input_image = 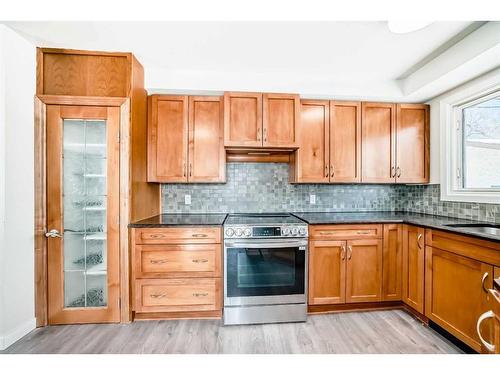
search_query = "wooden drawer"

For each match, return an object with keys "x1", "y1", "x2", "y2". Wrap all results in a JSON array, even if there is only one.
[
  {"x1": 135, "y1": 278, "x2": 221, "y2": 313},
  {"x1": 310, "y1": 224, "x2": 383, "y2": 240},
  {"x1": 135, "y1": 227, "x2": 221, "y2": 244},
  {"x1": 135, "y1": 244, "x2": 221, "y2": 278}
]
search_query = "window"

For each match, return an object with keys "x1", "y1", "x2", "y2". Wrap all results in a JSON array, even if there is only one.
[
  {"x1": 458, "y1": 92, "x2": 500, "y2": 190},
  {"x1": 440, "y1": 71, "x2": 500, "y2": 205}
]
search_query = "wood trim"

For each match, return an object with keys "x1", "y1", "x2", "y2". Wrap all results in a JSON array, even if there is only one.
[
  {"x1": 308, "y1": 301, "x2": 402, "y2": 314},
  {"x1": 133, "y1": 310, "x2": 222, "y2": 320},
  {"x1": 226, "y1": 153, "x2": 290, "y2": 163},
  {"x1": 382, "y1": 224, "x2": 403, "y2": 301},
  {"x1": 34, "y1": 96, "x2": 47, "y2": 327},
  {"x1": 38, "y1": 47, "x2": 132, "y2": 58},
  {"x1": 402, "y1": 303, "x2": 429, "y2": 324},
  {"x1": 37, "y1": 95, "x2": 127, "y2": 107}
]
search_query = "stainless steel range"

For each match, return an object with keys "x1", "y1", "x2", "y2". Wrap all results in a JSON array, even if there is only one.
[{"x1": 223, "y1": 213, "x2": 308, "y2": 325}]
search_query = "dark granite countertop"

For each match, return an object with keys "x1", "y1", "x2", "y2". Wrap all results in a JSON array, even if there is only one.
[
  {"x1": 292, "y1": 211, "x2": 500, "y2": 243},
  {"x1": 129, "y1": 213, "x2": 227, "y2": 228}
]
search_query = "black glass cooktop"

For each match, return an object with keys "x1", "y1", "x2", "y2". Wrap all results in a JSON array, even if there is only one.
[{"x1": 224, "y1": 213, "x2": 306, "y2": 226}]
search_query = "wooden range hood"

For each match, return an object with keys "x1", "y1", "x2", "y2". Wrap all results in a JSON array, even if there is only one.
[{"x1": 225, "y1": 147, "x2": 296, "y2": 163}]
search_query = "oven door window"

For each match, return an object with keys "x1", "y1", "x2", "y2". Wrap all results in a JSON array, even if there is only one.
[{"x1": 226, "y1": 246, "x2": 305, "y2": 297}]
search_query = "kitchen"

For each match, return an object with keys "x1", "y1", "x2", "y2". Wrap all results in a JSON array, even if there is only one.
[{"x1": 1, "y1": 4, "x2": 500, "y2": 372}]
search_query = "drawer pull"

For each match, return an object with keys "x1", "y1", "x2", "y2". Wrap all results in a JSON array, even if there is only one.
[
  {"x1": 318, "y1": 231, "x2": 334, "y2": 235},
  {"x1": 145, "y1": 234, "x2": 165, "y2": 239},
  {"x1": 192, "y1": 259, "x2": 209, "y2": 263},
  {"x1": 150, "y1": 293, "x2": 167, "y2": 299},
  {"x1": 356, "y1": 231, "x2": 371, "y2": 235},
  {"x1": 150, "y1": 259, "x2": 169, "y2": 264},
  {"x1": 477, "y1": 310, "x2": 496, "y2": 353},
  {"x1": 347, "y1": 245, "x2": 353, "y2": 260},
  {"x1": 481, "y1": 272, "x2": 489, "y2": 294},
  {"x1": 192, "y1": 292, "x2": 208, "y2": 297},
  {"x1": 192, "y1": 234, "x2": 208, "y2": 238}
]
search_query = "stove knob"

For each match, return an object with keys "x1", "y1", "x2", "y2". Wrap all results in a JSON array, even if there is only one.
[
  {"x1": 282, "y1": 227, "x2": 290, "y2": 236},
  {"x1": 235, "y1": 228, "x2": 243, "y2": 237},
  {"x1": 225, "y1": 228, "x2": 234, "y2": 237},
  {"x1": 291, "y1": 227, "x2": 299, "y2": 236},
  {"x1": 244, "y1": 228, "x2": 251, "y2": 237},
  {"x1": 299, "y1": 227, "x2": 307, "y2": 236}
]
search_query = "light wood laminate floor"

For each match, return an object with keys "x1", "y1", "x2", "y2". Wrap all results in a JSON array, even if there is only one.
[{"x1": 2, "y1": 310, "x2": 462, "y2": 354}]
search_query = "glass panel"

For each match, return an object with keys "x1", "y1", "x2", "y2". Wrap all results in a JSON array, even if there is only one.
[
  {"x1": 63, "y1": 119, "x2": 108, "y2": 308},
  {"x1": 462, "y1": 95, "x2": 500, "y2": 189},
  {"x1": 226, "y1": 247, "x2": 305, "y2": 297}
]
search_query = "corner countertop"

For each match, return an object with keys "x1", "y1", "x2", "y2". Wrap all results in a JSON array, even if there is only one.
[
  {"x1": 129, "y1": 213, "x2": 227, "y2": 228},
  {"x1": 292, "y1": 211, "x2": 500, "y2": 243}
]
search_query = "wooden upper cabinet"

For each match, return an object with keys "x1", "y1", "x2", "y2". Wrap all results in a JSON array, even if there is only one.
[
  {"x1": 361, "y1": 102, "x2": 396, "y2": 183},
  {"x1": 402, "y1": 225, "x2": 425, "y2": 314},
  {"x1": 188, "y1": 96, "x2": 225, "y2": 183},
  {"x1": 330, "y1": 101, "x2": 361, "y2": 182},
  {"x1": 294, "y1": 100, "x2": 330, "y2": 183},
  {"x1": 263, "y1": 93, "x2": 299, "y2": 148},
  {"x1": 224, "y1": 92, "x2": 262, "y2": 147},
  {"x1": 308, "y1": 240, "x2": 346, "y2": 305},
  {"x1": 148, "y1": 95, "x2": 225, "y2": 183},
  {"x1": 396, "y1": 104, "x2": 430, "y2": 183},
  {"x1": 382, "y1": 224, "x2": 402, "y2": 301},
  {"x1": 148, "y1": 95, "x2": 189, "y2": 182},
  {"x1": 345, "y1": 239, "x2": 383, "y2": 303}
]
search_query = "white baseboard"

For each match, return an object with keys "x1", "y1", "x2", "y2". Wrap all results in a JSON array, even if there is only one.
[{"x1": 0, "y1": 318, "x2": 36, "y2": 351}]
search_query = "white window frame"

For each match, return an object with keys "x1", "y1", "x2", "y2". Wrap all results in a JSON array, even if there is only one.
[{"x1": 440, "y1": 70, "x2": 500, "y2": 204}]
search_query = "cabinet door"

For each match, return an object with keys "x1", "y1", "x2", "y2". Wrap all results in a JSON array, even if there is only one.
[
  {"x1": 425, "y1": 247, "x2": 494, "y2": 352},
  {"x1": 294, "y1": 100, "x2": 329, "y2": 183},
  {"x1": 361, "y1": 102, "x2": 396, "y2": 183},
  {"x1": 346, "y1": 239, "x2": 383, "y2": 303},
  {"x1": 263, "y1": 93, "x2": 299, "y2": 148},
  {"x1": 188, "y1": 96, "x2": 225, "y2": 182},
  {"x1": 308, "y1": 240, "x2": 346, "y2": 305},
  {"x1": 396, "y1": 104, "x2": 429, "y2": 183},
  {"x1": 382, "y1": 224, "x2": 402, "y2": 301},
  {"x1": 402, "y1": 225, "x2": 425, "y2": 313},
  {"x1": 330, "y1": 101, "x2": 361, "y2": 182},
  {"x1": 223, "y1": 92, "x2": 262, "y2": 147},
  {"x1": 148, "y1": 95, "x2": 188, "y2": 182}
]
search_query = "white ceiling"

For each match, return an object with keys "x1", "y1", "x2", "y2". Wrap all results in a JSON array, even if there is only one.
[{"x1": 4, "y1": 21, "x2": 500, "y2": 102}]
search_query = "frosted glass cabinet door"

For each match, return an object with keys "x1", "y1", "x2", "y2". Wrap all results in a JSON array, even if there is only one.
[{"x1": 46, "y1": 105, "x2": 120, "y2": 324}]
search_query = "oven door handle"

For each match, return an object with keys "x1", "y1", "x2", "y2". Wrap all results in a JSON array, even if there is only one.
[{"x1": 225, "y1": 240, "x2": 308, "y2": 249}]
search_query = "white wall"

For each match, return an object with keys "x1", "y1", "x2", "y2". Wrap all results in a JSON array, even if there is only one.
[{"x1": 0, "y1": 25, "x2": 36, "y2": 350}]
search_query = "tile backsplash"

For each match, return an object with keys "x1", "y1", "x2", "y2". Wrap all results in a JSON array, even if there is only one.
[{"x1": 161, "y1": 162, "x2": 500, "y2": 223}]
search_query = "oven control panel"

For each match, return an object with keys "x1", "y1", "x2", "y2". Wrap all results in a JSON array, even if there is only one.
[{"x1": 224, "y1": 225, "x2": 308, "y2": 238}]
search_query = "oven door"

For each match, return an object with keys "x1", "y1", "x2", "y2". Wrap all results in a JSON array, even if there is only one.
[{"x1": 224, "y1": 238, "x2": 307, "y2": 306}]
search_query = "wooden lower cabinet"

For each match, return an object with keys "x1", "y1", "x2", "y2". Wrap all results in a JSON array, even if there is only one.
[
  {"x1": 382, "y1": 224, "x2": 402, "y2": 301},
  {"x1": 425, "y1": 246, "x2": 493, "y2": 351},
  {"x1": 346, "y1": 239, "x2": 383, "y2": 303},
  {"x1": 402, "y1": 225, "x2": 425, "y2": 313},
  {"x1": 308, "y1": 240, "x2": 346, "y2": 305},
  {"x1": 131, "y1": 227, "x2": 222, "y2": 318}
]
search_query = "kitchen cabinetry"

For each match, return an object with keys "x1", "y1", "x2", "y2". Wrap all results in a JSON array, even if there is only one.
[
  {"x1": 308, "y1": 225, "x2": 382, "y2": 305},
  {"x1": 402, "y1": 225, "x2": 425, "y2": 314},
  {"x1": 425, "y1": 230, "x2": 500, "y2": 352},
  {"x1": 382, "y1": 224, "x2": 402, "y2": 301},
  {"x1": 148, "y1": 95, "x2": 225, "y2": 183},
  {"x1": 361, "y1": 102, "x2": 429, "y2": 183},
  {"x1": 223, "y1": 92, "x2": 299, "y2": 149},
  {"x1": 131, "y1": 227, "x2": 222, "y2": 318},
  {"x1": 292, "y1": 100, "x2": 361, "y2": 183}
]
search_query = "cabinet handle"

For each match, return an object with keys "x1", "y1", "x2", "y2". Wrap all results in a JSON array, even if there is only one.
[
  {"x1": 477, "y1": 310, "x2": 496, "y2": 353},
  {"x1": 192, "y1": 292, "x2": 208, "y2": 297},
  {"x1": 257, "y1": 127, "x2": 261, "y2": 142},
  {"x1": 391, "y1": 166, "x2": 395, "y2": 177},
  {"x1": 318, "y1": 231, "x2": 334, "y2": 235},
  {"x1": 481, "y1": 272, "x2": 489, "y2": 294},
  {"x1": 325, "y1": 165, "x2": 328, "y2": 178},
  {"x1": 397, "y1": 166, "x2": 401, "y2": 178},
  {"x1": 150, "y1": 293, "x2": 167, "y2": 299},
  {"x1": 341, "y1": 245, "x2": 346, "y2": 260},
  {"x1": 183, "y1": 162, "x2": 186, "y2": 177},
  {"x1": 150, "y1": 259, "x2": 168, "y2": 264},
  {"x1": 192, "y1": 259, "x2": 208, "y2": 263},
  {"x1": 347, "y1": 245, "x2": 352, "y2": 260},
  {"x1": 356, "y1": 231, "x2": 371, "y2": 235},
  {"x1": 192, "y1": 233, "x2": 208, "y2": 238},
  {"x1": 263, "y1": 127, "x2": 267, "y2": 142},
  {"x1": 330, "y1": 165, "x2": 334, "y2": 177},
  {"x1": 417, "y1": 234, "x2": 423, "y2": 249},
  {"x1": 189, "y1": 163, "x2": 192, "y2": 177}
]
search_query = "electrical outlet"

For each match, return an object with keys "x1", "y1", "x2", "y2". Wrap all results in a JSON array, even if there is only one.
[
  {"x1": 310, "y1": 194, "x2": 316, "y2": 205},
  {"x1": 184, "y1": 194, "x2": 191, "y2": 205}
]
